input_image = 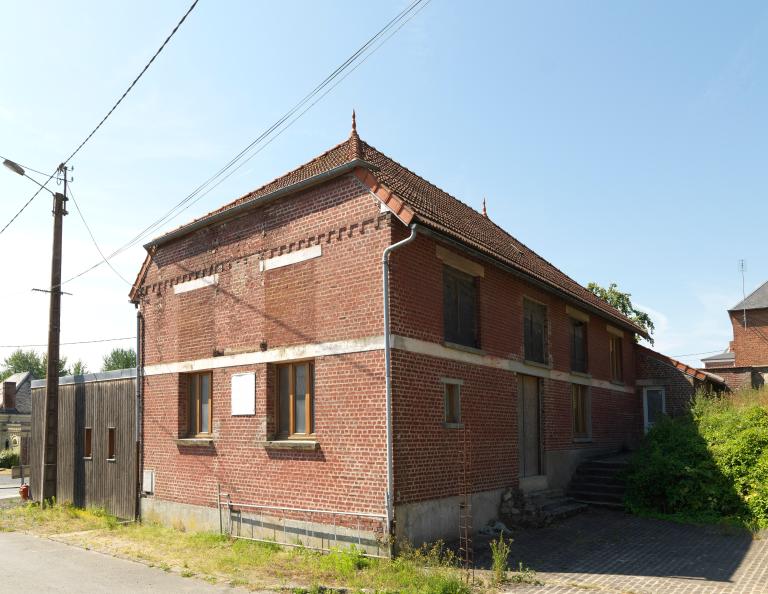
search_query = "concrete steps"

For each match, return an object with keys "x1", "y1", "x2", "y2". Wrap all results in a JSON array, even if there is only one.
[
  {"x1": 567, "y1": 457, "x2": 629, "y2": 509},
  {"x1": 519, "y1": 488, "x2": 588, "y2": 527}
]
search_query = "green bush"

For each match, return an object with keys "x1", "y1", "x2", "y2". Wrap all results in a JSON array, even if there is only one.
[
  {"x1": 625, "y1": 390, "x2": 768, "y2": 529},
  {"x1": 0, "y1": 448, "x2": 19, "y2": 469}
]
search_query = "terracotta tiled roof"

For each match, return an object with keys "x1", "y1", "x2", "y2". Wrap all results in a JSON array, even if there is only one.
[
  {"x1": 638, "y1": 345, "x2": 727, "y2": 385},
  {"x1": 146, "y1": 131, "x2": 647, "y2": 335}
]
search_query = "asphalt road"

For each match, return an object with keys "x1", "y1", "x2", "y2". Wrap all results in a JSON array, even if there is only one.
[
  {"x1": 0, "y1": 532, "x2": 249, "y2": 593},
  {"x1": 0, "y1": 471, "x2": 25, "y2": 500}
]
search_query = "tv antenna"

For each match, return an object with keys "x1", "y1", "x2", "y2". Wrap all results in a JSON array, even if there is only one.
[{"x1": 739, "y1": 259, "x2": 747, "y2": 329}]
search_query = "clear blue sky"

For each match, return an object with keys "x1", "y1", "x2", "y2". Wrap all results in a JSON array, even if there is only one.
[{"x1": 1, "y1": 0, "x2": 766, "y2": 371}]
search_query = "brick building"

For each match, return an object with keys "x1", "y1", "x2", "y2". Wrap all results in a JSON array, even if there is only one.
[
  {"x1": 636, "y1": 347, "x2": 725, "y2": 430},
  {"x1": 701, "y1": 281, "x2": 768, "y2": 390},
  {"x1": 130, "y1": 117, "x2": 661, "y2": 545},
  {"x1": 0, "y1": 372, "x2": 32, "y2": 452}
]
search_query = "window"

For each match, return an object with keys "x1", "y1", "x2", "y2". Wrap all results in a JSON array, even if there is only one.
[
  {"x1": 570, "y1": 319, "x2": 588, "y2": 373},
  {"x1": 276, "y1": 362, "x2": 314, "y2": 438},
  {"x1": 524, "y1": 299, "x2": 547, "y2": 364},
  {"x1": 444, "y1": 382, "x2": 461, "y2": 426},
  {"x1": 187, "y1": 372, "x2": 213, "y2": 436},
  {"x1": 107, "y1": 427, "x2": 116, "y2": 460},
  {"x1": 572, "y1": 384, "x2": 590, "y2": 439},
  {"x1": 443, "y1": 266, "x2": 478, "y2": 348},
  {"x1": 84, "y1": 427, "x2": 92, "y2": 459},
  {"x1": 609, "y1": 335, "x2": 623, "y2": 382}
]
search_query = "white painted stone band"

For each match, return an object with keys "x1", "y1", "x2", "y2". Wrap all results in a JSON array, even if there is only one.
[
  {"x1": 173, "y1": 274, "x2": 219, "y2": 294},
  {"x1": 143, "y1": 336, "x2": 385, "y2": 376},
  {"x1": 143, "y1": 334, "x2": 634, "y2": 394},
  {"x1": 259, "y1": 244, "x2": 322, "y2": 271}
]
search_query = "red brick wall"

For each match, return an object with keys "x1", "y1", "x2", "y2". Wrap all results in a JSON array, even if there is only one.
[
  {"x1": 730, "y1": 310, "x2": 768, "y2": 367},
  {"x1": 388, "y1": 232, "x2": 636, "y2": 384},
  {"x1": 142, "y1": 353, "x2": 386, "y2": 514},
  {"x1": 138, "y1": 175, "x2": 392, "y2": 515},
  {"x1": 635, "y1": 350, "x2": 697, "y2": 418},
  {"x1": 389, "y1": 231, "x2": 642, "y2": 504},
  {"x1": 140, "y1": 176, "x2": 389, "y2": 366},
  {"x1": 391, "y1": 350, "x2": 517, "y2": 504}
]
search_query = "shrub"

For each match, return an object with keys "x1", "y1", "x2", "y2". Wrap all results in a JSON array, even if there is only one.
[
  {"x1": 0, "y1": 449, "x2": 19, "y2": 469},
  {"x1": 625, "y1": 389, "x2": 768, "y2": 529}
]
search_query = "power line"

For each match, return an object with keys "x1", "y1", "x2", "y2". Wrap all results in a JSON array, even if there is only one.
[
  {"x1": 0, "y1": 167, "x2": 58, "y2": 236},
  {"x1": 67, "y1": 184, "x2": 133, "y2": 286},
  {"x1": 63, "y1": 0, "x2": 200, "y2": 165},
  {"x1": 669, "y1": 349, "x2": 725, "y2": 358},
  {"x1": 0, "y1": 336, "x2": 135, "y2": 349},
  {"x1": 55, "y1": 0, "x2": 431, "y2": 290},
  {"x1": 0, "y1": 0, "x2": 199, "y2": 238}
]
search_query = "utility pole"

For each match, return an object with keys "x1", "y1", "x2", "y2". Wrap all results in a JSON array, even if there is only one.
[{"x1": 40, "y1": 164, "x2": 68, "y2": 503}]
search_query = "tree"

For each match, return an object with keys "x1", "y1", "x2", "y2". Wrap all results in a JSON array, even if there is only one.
[
  {"x1": 102, "y1": 347, "x2": 136, "y2": 372},
  {"x1": 70, "y1": 359, "x2": 89, "y2": 376},
  {"x1": 587, "y1": 282, "x2": 655, "y2": 345},
  {"x1": 0, "y1": 349, "x2": 68, "y2": 380}
]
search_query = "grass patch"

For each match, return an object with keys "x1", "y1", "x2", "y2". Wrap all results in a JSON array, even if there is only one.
[
  {"x1": 625, "y1": 388, "x2": 768, "y2": 531},
  {"x1": 0, "y1": 502, "x2": 476, "y2": 592}
]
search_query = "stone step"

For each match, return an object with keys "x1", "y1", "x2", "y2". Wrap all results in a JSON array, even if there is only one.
[
  {"x1": 568, "y1": 489, "x2": 625, "y2": 505},
  {"x1": 546, "y1": 501, "x2": 589, "y2": 519},
  {"x1": 581, "y1": 460, "x2": 629, "y2": 471},
  {"x1": 572, "y1": 470, "x2": 625, "y2": 482},
  {"x1": 524, "y1": 489, "x2": 564, "y2": 504},
  {"x1": 567, "y1": 481, "x2": 626, "y2": 495}
]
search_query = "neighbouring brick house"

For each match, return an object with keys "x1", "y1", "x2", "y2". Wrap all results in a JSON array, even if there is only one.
[
  {"x1": 701, "y1": 281, "x2": 768, "y2": 390},
  {"x1": 635, "y1": 347, "x2": 726, "y2": 431},
  {"x1": 130, "y1": 117, "x2": 661, "y2": 546},
  {"x1": 0, "y1": 372, "x2": 32, "y2": 452}
]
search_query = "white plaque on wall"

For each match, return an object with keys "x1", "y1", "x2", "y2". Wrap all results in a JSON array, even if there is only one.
[{"x1": 231, "y1": 372, "x2": 256, "y2": 416}]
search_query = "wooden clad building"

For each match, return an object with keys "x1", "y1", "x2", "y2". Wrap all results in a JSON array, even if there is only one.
[{"x1": 29, "y1": 369, "x2": 137, "y2": 519}]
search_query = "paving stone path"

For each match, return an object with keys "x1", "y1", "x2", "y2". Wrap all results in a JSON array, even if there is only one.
[{"x1": 474, "y1": 508, "x2": 768, "y2": 594}]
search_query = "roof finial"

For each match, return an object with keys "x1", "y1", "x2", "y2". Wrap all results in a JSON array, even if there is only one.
[
  {"x1": 348, "y1": 109, "x2": 362, "y2": 160},
  {"x1": 482, "y1": 197, "x2": 488, "y2": 217}
]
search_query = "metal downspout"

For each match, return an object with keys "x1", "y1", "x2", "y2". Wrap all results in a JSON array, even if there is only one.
[
  {"x1": 135, "y1": 307, "x2": 143, "y2": 520},
  {"x1": 382, "y1": 224, "x2": 417, "y2": 546}
]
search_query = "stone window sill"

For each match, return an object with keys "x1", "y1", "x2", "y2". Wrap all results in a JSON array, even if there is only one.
[
  {"x1": 262, "y1": 440, "x2": 318, "y2": 451},
  {"x1": 573, "y1": 437, "x2": 593, "y2": 443},
  {"x1": 175, "y1": 438, "x2": 214, "y2": 447},
  {"x1": 443, "y1": 342, "x2": 485, "y2": 356},
  {"x1": 443, "y1": 422, "x2": 464, "y2": 430},
  {"x1": 524, "y1": 359, "x2": 550, "y2": 369},
  {"x1": 571, "y1": 371, "x2": 591, "y2": 378},
  {"x1": 610, "y1": 380, "x2": 626, "y2": 387}
]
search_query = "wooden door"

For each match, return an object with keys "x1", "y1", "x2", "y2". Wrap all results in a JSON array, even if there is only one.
[{"x1": 519, "y1": 375, "x2": 542, "y2": 477}]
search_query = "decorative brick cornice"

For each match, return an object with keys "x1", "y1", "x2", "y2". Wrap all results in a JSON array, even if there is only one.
[{"x1": 138, "y1": 212, "x2": 389, "y2": 299}]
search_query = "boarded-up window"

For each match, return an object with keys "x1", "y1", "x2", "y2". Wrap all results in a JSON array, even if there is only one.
[
  {"x1": 443, "y1": 267, "x2": 478, "y2": 348},
  {"x1": 444, "y1": 382, "x2": 461, "y2": 425},
  {"x1": 570, "y1": 319, "x2": 588, "y2": 373},
  {"x1": 276, "y1": 362, "x2": 314, "y2": 438},
  {"x1": 524, "y1": 300, "x2": 547, "y2": 364},
  {"x1": 84, "y1": 427, "x2": 92, "y2": 459},
  {"x1": 572, "y1": 384, "x2": 590, "y2": 438},
  {"x1": 610, "y1": 335, "x2": 623, "y2": 382},
  {"x1": 107, "y1": 427, "x2": 116, "y2": 460},
  {"x1": 187, "y1": 372, "x2": 213, "y2": 436}
]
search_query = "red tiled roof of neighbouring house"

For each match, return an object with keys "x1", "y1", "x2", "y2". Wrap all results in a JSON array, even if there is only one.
[
  {"x1": 136, "y1": 127, "x2": 648, "y2": 336},
  {"x1": 638, "y1": 345, "x2": 727, "y2": 385}
]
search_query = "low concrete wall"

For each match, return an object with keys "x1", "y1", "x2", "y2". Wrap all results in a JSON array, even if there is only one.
[
  {"x1": 141, "y1": 497, "x2": 221, "y2": 533},
  {"x1": 141, "y1": 497, "x2": 386, "y2": 555},
  {"x1": 394, "y1": 487, "x2": 505, "y2": 546}
]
